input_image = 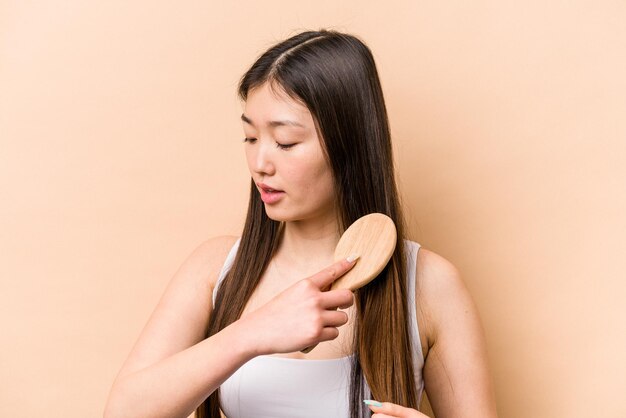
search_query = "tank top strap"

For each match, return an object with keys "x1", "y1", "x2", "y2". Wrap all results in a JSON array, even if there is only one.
[
  {"x1": 404, "y1": 238, "x2": 426, "y2": 404},
  {"x1": 211, "y1": 237, "x2": 241, "y2": 306}
]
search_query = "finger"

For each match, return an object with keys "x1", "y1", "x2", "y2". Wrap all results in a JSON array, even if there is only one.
[
  {"x1": 307, "y1": 256, "x2": 360, "y2": 290},
  {"x1": 317, "y1": 327, "x2": 339, "y2": 342},
  {"x1": 321, "y1": 310, "x2": 349, "y2": 327},
  {"x1": 367, "y1": 402, "x2": 414, "y2": 417},
  {"x1": 372, "y1": 414, "x2": 396, "y2": 418},
  {"x1": 319, "y1": 288, "x2": 354, "y2": 309},
  {"x1": 337, "y1": 298, "x2": 353, "y2": 309}
]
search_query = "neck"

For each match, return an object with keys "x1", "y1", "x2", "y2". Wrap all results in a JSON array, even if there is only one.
[{"x1": 274, "y1": 215, "x2": 341, "y2": 275}]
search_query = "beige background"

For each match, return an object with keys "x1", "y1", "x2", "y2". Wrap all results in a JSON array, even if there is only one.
[{"x1": 1, "y1": 1, "x2": 625, "y2": 417}]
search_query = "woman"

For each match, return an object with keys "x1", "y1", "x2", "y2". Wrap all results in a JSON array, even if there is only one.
[{"x1": 104, "y1": 29, "x2": 497, "y2": 418}]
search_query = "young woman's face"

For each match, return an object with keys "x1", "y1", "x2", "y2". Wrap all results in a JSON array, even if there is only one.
[{"x1": 241, "y1": 82, "x2": 335, "y2": 223}]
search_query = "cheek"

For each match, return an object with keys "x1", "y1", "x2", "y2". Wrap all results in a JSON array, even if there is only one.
[{"x1": 287, "y1": 157, "x2": 333, "y2": 197}]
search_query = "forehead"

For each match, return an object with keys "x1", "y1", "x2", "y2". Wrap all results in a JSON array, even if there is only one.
[{"x1": 242, "y1": 83, "x2": 313, "y2": 129}]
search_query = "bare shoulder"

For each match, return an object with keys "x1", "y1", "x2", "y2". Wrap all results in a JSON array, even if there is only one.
[
  {"x1": 415, "y1": 247, "x2": 464, "y2": 298},
  {"x1": 415, "y1": 247, "x2": 474, "y2": 346},
  {"x1": 189, "y1": 235, "x2": 240, "y2": 292},
  {"x1": 158, "y1": 234, "x2": 239, "y2": 313}
]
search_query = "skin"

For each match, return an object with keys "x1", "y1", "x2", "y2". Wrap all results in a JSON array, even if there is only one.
[{"x1": 103, "y1": 81, "x2": 498, "y2": 418}]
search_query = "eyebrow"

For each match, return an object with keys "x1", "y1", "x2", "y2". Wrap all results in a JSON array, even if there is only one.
[{"x1": 241, "y1": 113, "x2": 305, "y2": 129}]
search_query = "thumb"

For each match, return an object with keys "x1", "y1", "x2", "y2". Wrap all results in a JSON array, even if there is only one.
[{"x1": 307, "y1": 255, "x2": 360, "y2": 290}]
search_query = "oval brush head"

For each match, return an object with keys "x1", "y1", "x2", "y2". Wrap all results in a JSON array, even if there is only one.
[{"x1": 331, "y1": 213, "x2": 397, "y2": 291}]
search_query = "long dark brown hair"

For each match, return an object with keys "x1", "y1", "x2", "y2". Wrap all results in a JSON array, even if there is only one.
[{"x1": 196, "y1": 29, "x2": 418, "y2": 418}]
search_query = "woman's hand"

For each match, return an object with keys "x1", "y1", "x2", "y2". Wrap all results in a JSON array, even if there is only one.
[
  {"x1": 364, "y1": 400, "x2": 429, "y2": 418},
  {"x1": 234, "y1": 256, "x2": 358, "y2": 355}
]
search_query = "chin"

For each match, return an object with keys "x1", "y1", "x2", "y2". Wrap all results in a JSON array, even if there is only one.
[
  {"x1": 264, "y1": 210, "x2": 295, "y2": 223},
  {"x1": 262, "y1": 204, "x2": 306, "y2": 223},
  {"x1": 263, "y1": 205, "x2": 330, "y2": 224}
]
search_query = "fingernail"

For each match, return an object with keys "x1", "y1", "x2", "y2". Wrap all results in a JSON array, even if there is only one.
[
  {"x1": 346, "y1": 254, "x2": 360, "y2": 263},
  {"x1": 363, "y1": 399, "x2": 382, "y2": 407}
]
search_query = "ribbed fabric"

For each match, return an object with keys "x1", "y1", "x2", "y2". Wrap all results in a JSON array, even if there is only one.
[{"x1": 212, "y1": 238, "x2": 424, "y2": 417}]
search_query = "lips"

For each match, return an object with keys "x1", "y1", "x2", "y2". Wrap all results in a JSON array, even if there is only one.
[
  {"x1": 257, "y1": 183, "x2": 283, "y2": 193},
  {"x1": 257, "y1": 182, "x2": 285, "y2": 204}
]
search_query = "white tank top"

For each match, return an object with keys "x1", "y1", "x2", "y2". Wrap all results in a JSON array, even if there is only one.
[{"x1": 212, "y1": 238, "x2": 425, "y2": 417}]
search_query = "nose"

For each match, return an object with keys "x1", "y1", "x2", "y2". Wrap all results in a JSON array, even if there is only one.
[{"x1": 248, "y1": 139, "x2": 276, "y2": 176}]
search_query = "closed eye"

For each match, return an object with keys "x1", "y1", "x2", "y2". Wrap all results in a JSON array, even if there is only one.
[
  {"x1": 243, "y1": 137, "x2": 296, "y2": 150},
  {"x1": 276, "y1": 142, "x2": 296, "y2": 150}
]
